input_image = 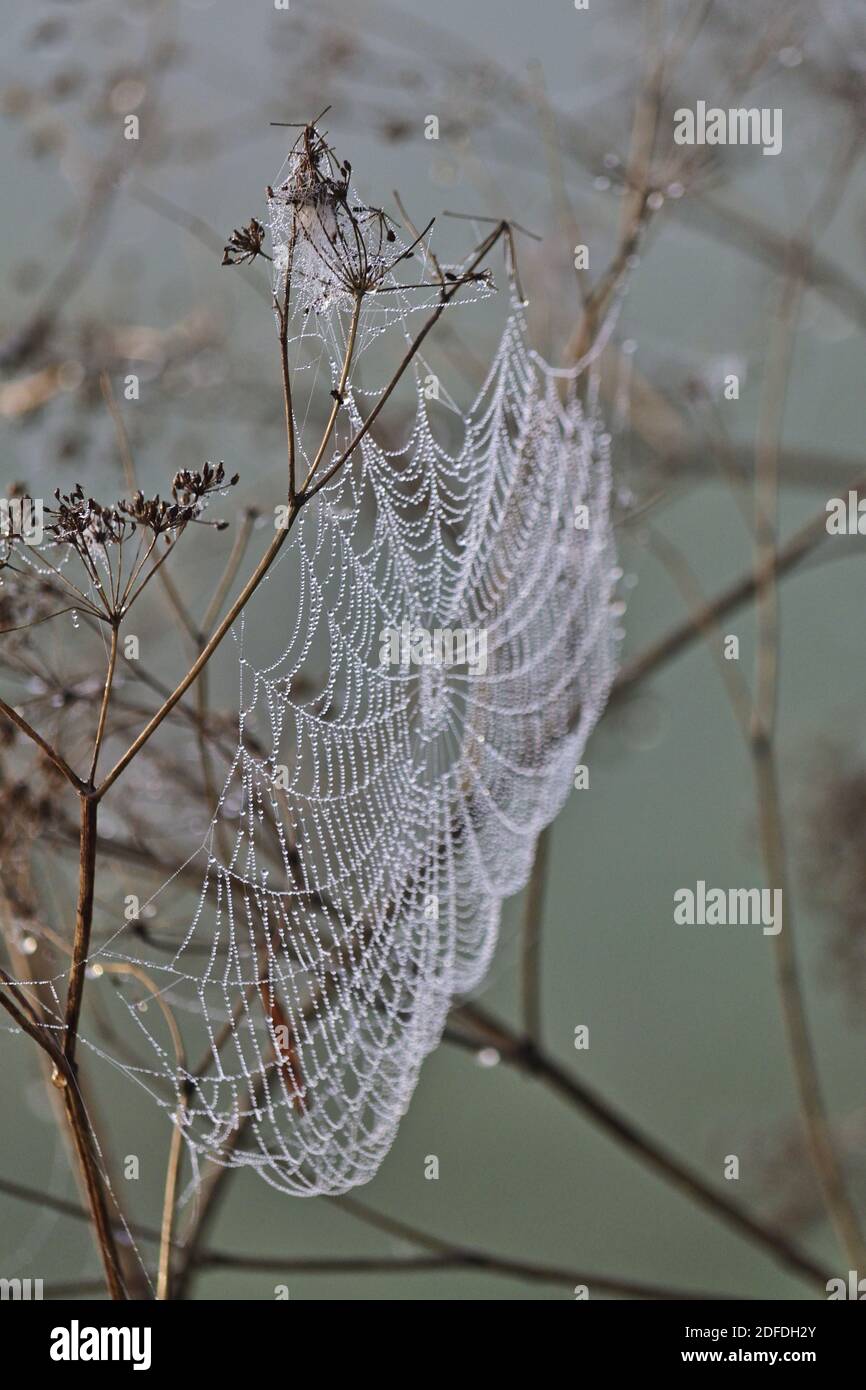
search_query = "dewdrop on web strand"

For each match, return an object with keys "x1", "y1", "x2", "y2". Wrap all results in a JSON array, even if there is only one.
[{"x1": 90, "y1": 127, "x2": 623, "y2": 1197}]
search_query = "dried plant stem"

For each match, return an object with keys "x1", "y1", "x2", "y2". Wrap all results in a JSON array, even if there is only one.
[
  {"x1": 563, "y1": 0, "x2": 662, "y2": 370},
  {"x1": 55, "y1": 793, "x2": 130, "y2": 1297},
  {"x1": 300, "y1": 291, "x2": 363, "y2": 492},
  {"x1": 528, "y1": 63, "x2": 588, "y2": 306},
  {"x1": 63, "y1": 795, "x2": 98, "y2": 1068},
  {"x1": 88, "y1": 623, "x2": 120, "y2": 783},
  {"x1": 28, "y1": 626, "x2": 132, "y2": 1297},
  {"x1": 157, "y1": 1112, "x2": 186, "y2": 1300},
  {"x1": 201, "y1": 1247, "x2": 734, "y2": 1300},
  {"x1": 0, "y1": 903, "x2": 145, "y2": 1295},
  {"x1": 277, "y1": 274, "x2": 297, "y2": 499},
  {"x1": 0, "y1": 967, "x2": 127, "y2": 1298},
  {"x1": 60, "y1": 1075, "x2": 128, "y2": 1301}
]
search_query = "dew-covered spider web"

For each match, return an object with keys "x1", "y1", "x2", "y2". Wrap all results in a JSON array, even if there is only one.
[{"x1": 86, "y1": 138, "x2": 621, "y2": 1196}]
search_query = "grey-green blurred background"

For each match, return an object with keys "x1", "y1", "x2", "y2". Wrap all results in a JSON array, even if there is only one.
[{"x1": 1, "y1": 0, "x2": 864, "y2": 1299}]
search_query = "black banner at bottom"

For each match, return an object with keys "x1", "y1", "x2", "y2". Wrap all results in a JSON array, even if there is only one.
[{"x1": 0, "y1": 1297, "x2": 860, "y2": 1374}]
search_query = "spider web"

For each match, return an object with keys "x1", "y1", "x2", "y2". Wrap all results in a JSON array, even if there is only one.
[{"x1": 88, "y1": 148, "x2": 620, "y2": 1196}]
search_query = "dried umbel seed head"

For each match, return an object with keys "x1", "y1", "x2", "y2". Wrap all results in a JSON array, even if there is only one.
[
  {"x1": 222, "y1": 217, "x2": 267, "y2": 267},
  {"x1": 119, "y1": 491, "x2": 185, "y2": 534},
  {"x1": 266, "y1": 120, "x2": 399, "y2": 314},
  {"x1": 0, "y1": 462, "x2": 241, "y2": 635},
  {"x1": 120, "y1": 463, "x2": 238, "y2": 534},
  {"x1": 170, "y1": 460, "x2": 239, "y2": 517},
  {"x1": 49, "y1": 485, "x2": 131, "y2": 548},
  {"x1": 39, "y1": 466, "x2": 239, "y2": 553}
]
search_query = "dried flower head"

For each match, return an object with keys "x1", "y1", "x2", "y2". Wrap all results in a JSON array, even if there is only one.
[
  {"x1": 222, "y1": 217, "x2": 268, "y2": 267},
  {"x1": 0, "y1": 463, "x2": 239, "y2": 632},
  {"x1": 267, "y1": 119, "x2": 400, "y2": 314},
  {"x1": 167, "y1": 459, "x2": 240, "y2": 525},
  {"x1": 49, "y1": 485, "x2": 132, "y2": 549},
  {"x1": 44, "y1": 464, "x2": 239, "y2": 554}
]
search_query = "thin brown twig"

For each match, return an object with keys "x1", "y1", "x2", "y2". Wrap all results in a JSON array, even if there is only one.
[
  {"x1": 88, "y1": 624, "x2": 120, "y2": 784},
  {"x1": 299, "y1": 291, "x2": 364, "y2": 493},
  {"x1": 62, "y1": 796, "x2": 98, "y2": 1070},
  {"x1": 277, "y1": 274, "x2": 297, "y2": 500},
  {"x1": 204, "y1": 1238, "x2": 742, "y2": 1300},
  {"x1": 0, "y1": 697, "x2": 84, "y2": 790},
  {"x1": 0, "y1": 972, "x2": 128, "y2": 1299}
]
